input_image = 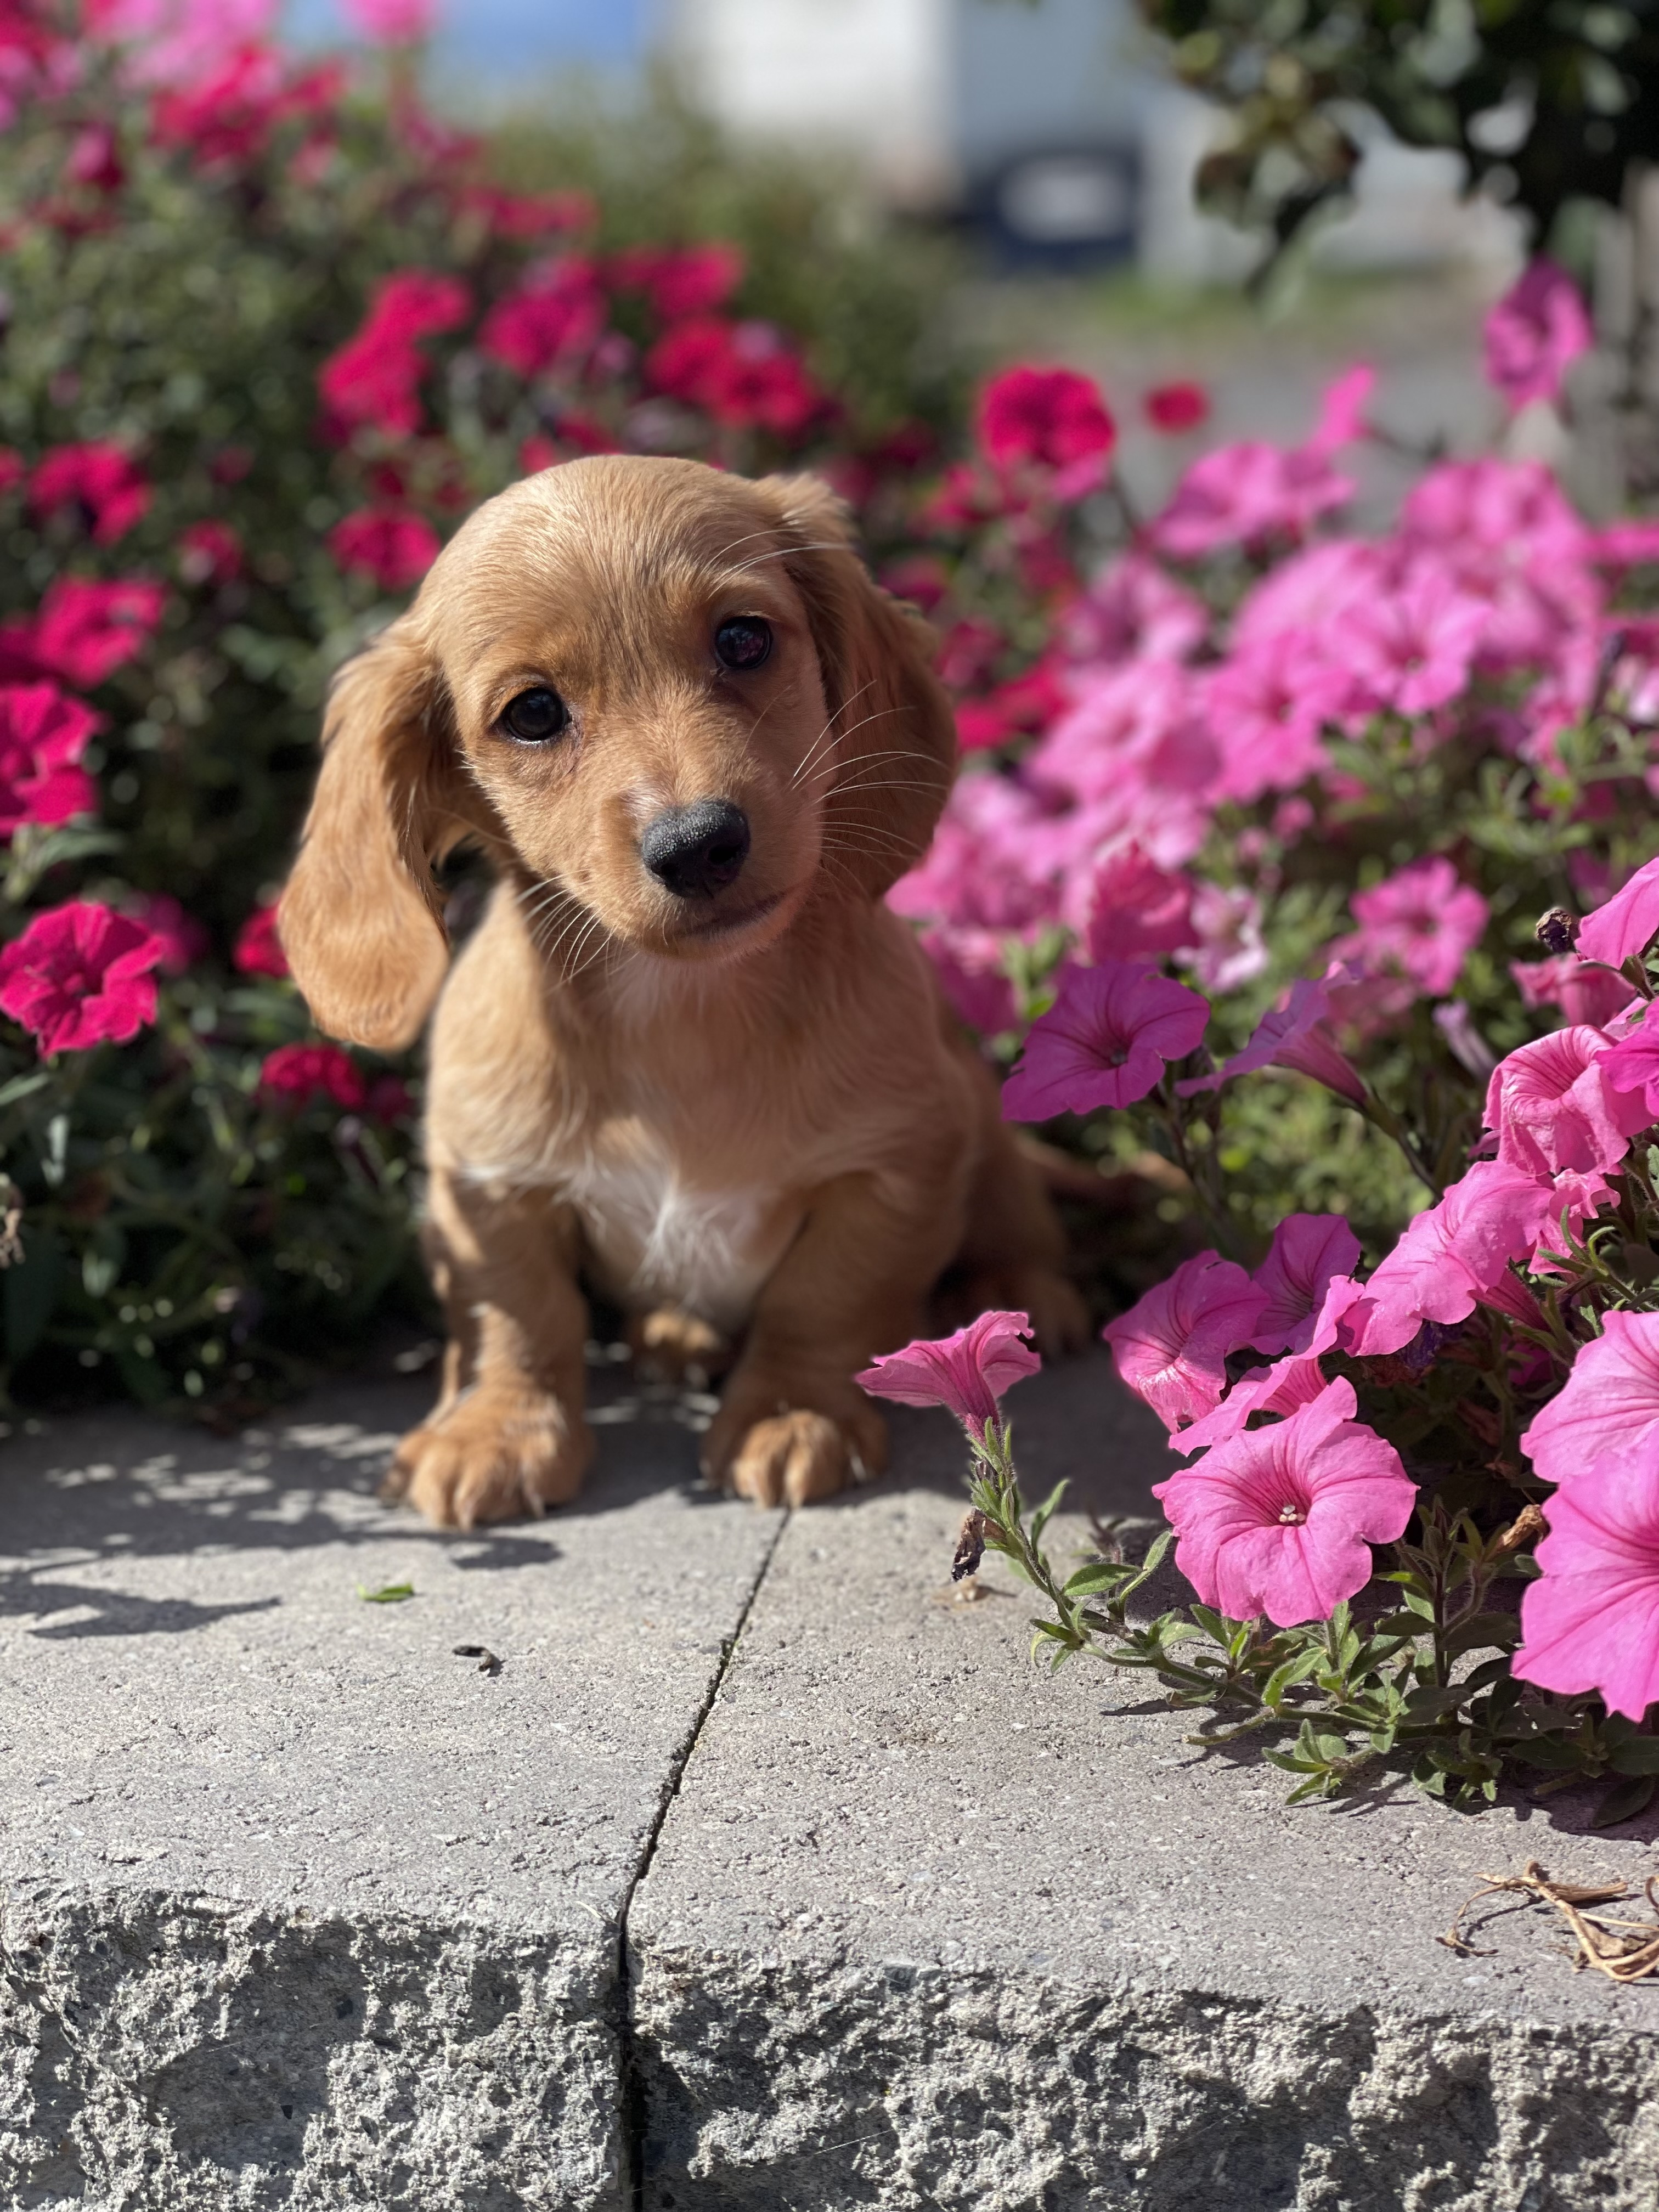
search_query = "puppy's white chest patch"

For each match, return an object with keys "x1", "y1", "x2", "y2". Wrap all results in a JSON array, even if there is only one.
[{"x1": 565, "y1": 1146, "x2": 795, "y2": 1330}]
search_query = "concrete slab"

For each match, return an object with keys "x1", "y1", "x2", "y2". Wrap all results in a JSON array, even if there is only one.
[
  {"x1": 629, "y1": 1353, "x2": 1659, "y2": 2212},
  {"x1": 0, "y1": 1371, "x2": 782, "y2": 2212}
]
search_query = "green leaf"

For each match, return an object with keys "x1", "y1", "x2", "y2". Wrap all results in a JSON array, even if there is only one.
[
  {"x1": 358, "y1": 1581, "x2": 415, "y2": 1604},
  {"x1": 1606, "y1": 1736, "x2": 1659, "y2": 1775},
  {"x1": 1063, "y1": 1559, "x2": 1135, "y2": 1598},
  {"x1": 1028, "y1": 1479, "x2": 1068, "y2": 1547},
  {"x1": 1594, "y1": 1774, "x2": 1658, "y2": 1829},
  {"x1": 1442, "y1": 1612, "x2": 1521, "y2": 1661},
  {"x1": 1262, "y1": 1647, "x2": 1323, "y2": 1708}
]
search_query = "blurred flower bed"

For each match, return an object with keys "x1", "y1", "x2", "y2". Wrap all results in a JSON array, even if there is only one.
[{"x1": 5, "y1": 0, "x2": 1659, "y2": 1811}]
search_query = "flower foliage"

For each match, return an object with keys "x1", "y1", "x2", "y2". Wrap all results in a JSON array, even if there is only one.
[{"x1": 866, "y1": 246, "x2": 1659, "y2": 1820}]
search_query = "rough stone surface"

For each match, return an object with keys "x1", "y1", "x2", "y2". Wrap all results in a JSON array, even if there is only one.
[
  {"x1": 629, "y1": 1354, "x2": 1659, "y2": 2212},
  {"x1": 0, "y1": 1370, "x2": 780, "y2": 2210}
]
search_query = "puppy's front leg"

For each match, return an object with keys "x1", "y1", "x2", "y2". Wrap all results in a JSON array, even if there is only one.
[
  {"x1": 386, "y1": 1169, "x2": 593, "y2": 1528},
  {"x1": 702, "y1": 1171, "x2": 959, "y2": 1509}
]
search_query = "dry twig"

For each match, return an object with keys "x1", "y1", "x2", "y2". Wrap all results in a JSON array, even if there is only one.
[{"x1": 1440, "y1": 1859, "x2": 1659, "y2": 1984}]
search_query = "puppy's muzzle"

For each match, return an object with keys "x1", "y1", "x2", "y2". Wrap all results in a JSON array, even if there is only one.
[{"x1": 640, "y1": 799, "x2": 751, "y2": 899}]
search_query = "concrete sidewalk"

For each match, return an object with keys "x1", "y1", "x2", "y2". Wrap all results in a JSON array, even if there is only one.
[{"x1": 1, "y1": 1358, "x2": 1657, "y2": 2210}]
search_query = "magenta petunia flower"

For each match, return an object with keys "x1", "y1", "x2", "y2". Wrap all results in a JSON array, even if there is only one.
[
  {"x1": 1170, "y1": 1349, "x2": 1329, "y2": 1458},
  {"x1": 856, "y1": 1309, "x2": 1040, "y2": 1439},
  {"x1": 1328, "y1": 1160, "x2": 1551, "y2": 1360},
  {"x1": 1513, "y1": 1454, "x2": 1659, "y2": 1720},
  {"x1": 1179, "y1": 963, "x2": 1366, "y2": 1106},
  {"x1": 328, "y1": 506, "x2": 441, "y2": 593},
  {"x1": 1249, "y1": 1214, "x2": 1362, "y2": 1355},
  {"x1": 1511, "y1": 954, "x2": 1636, "y2": 1032},
  {"x1": 975, "y1": 365, "x2": 1116, "y2": 487},
  {"x1": 1483, "y1": 259, "x2": 1593, "y2": 413},
  {"x1": 257, "y1": 1042, "x2": 368, "y2": 1113},
  {"x1": 0, "y1": 682, "x2": 100, "y2": 835},
  {"x1": 1333, "y1": 856, "x2": 1489, "y2": 998},
  {"x1": 1521, "y1": 1312, "x2": 1659, "y2": 1488},
  {"x1": 1483, "y1": 1026, "x2": 1651, "y2": 1177},
  {"x1": 1153, "y1": 1376, "x2": 1416, "y2": 1627},
  {"x1": 1576, "y1": 854, "x2": 1659, "y2": 972},
  {"x1": 1002, "y1": 960, "x2": 1209, "y2": 1121},
  {"x1": 1144, "y1": 381, "x2": 1209, "y2": 435},
  {"x1": 30, "y1": 441, "x2": 151, "y2": 546},
  {"x1": 1102, "y1": 1251, "x2": 1267, "y2": 1435},
  {"x1": 234, "y1": 903, "x2": 290, "y2": 980},
  {"x1": 0, "y1": 900, "x2": 163, "y2": 1055},
  {"x1": 1082, "y1": 844, "x2": 1194, "y2": 963}
]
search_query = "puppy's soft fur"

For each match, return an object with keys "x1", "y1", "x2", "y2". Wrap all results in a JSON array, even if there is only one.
[{"x1": 279, "y1": 456, "x2": 1085, "y2": 1525}]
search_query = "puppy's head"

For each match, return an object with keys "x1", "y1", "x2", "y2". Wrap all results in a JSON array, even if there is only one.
[{"x1": 279, "y1": 456, "x2": 956, "y2": 1049}]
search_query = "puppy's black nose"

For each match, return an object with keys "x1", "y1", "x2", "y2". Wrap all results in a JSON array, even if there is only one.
[{"x1": 639, "y1": 799, "x2": 751, "y2": 899}]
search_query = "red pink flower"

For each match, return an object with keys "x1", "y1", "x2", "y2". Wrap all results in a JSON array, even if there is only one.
[
  {"x1": 328, "y1": 506, "x2": 440, "y2": 592},
  {"x1": 976, "y1": 365, "x2": 1115, "y2": 494},
  {"x1": 0, "y1": 900, "x2": 163, "y2": 1054},
  {"x1": 30, "y1": 442, "x2": 151, "y2": 544},
  {"x1": 319, "y1": 269, "x2": 471, "y2": 439},
  {"x1": 342, "y1": 0, "x2": 434, "y2": 40},
  {"x1": 1002, "y1": 959, "x2": 1208, "y2": 1120},
  {"x1": 233, "y1": 903, "x2": 289, "y2": 979},
  {"x1": 1153, "y1": 1376, "x2": 1416, "y2": 1627},
  {"x1": 0, "y1": 578, "x2": 165, "y2": 687},
  {"x1": 612, "y1": 242, "x2": 743, "y2": 322},
  {"x1": 1144, "y1": 381, "x2": 1209, "y2": 434},
  {"x1": 257, "y1": 1041, "x2": 366, "y2": 1111},
  {"x1": 479, "y1": 257, "x2": 606, "y2": 377},
  {"x1": 856, "y1": 1309, "x2": 1041, "y2": 1439},
  {"x1": 178, "y1": 519, "x2": 242, "y2": 586},
  {"x1": 0, "y1": 682, "x2": 100, "y2": 834}
]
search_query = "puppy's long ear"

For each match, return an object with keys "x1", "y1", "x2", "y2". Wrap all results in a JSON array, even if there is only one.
[
  {"x1": 761, "y1": 473, "x2": 956, "y2": 898},
  {"x1": 278, "y1": 613, "x2": 463, "y2": 1052}
]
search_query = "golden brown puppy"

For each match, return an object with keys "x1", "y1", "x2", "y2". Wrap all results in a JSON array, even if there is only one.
[{"x1": 279, "y1": 455, "x2": 1085, "y2": 1526}]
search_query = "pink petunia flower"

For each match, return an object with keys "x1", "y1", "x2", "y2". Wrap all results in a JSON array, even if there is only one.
[
  {"x1": 1521, "y1": 1312, "x2": 1659, "y2": 1488},
  {"x1": 1082, "y1": 845, "x2": 1193, "y2": 964},
  {"x1": 917, "y1": 923, "x2": 1017, "y2": 1037},
  {"x1": 1063, "y1": 552, "x2": 1209, "y2": 666},
  {"x1": 0, "y1": 900, "x2": 163, "y2": 1054},
  {"x1": 1339, "y1": 559, "x2": 1489, "y2": 718},
  {"x1": 0, "y1": 682, "x2": 100, "y2": 835},
  {"x1": 1333, "y1": 857, "x2": 1489, "y2": 998},
  {"x1": 1249, "y1": 1214, "x2": 1362, "y2": 1355},
  {"x1": 1188, "y1": 882, "x2": 1267, "y2": 992},
  {"x1": 234, "y1": 903, "x2": 289, "y2": 979},
  {"x1": 976, "y1": 365, "x2": 1116, "y2": 493},
  {"x1": 257, "y1": 1041, "x2": 367, "y2": 1111},
  {"x1": 1483, "y1": 259, "x2": 1593, "y2": 413},
  {"x1": 1149, "y1": 439, "x2": 1354, "y2": 560},
  {"x1": 30, "y1": 442, "x2": 151, "y2": 545},
  {"x1": 1169, "y1": 1350, "x2": 1329, "y2": 1458},
  {"x1": 1179, "y1": 963, "x2": 1366, "y2": 1107},
  {"x1": 1102, "y1": 1252, "x2": 1267, "y2": 1435},
  {"x1": 1576, "y1": 854, "x2": 1659, "y2": 972},
  {"x1": 1511, "y1": 954, "x2": 1635, "y2": 1032},
  {"x1": 1200, "y1": 630, "x2": 1349, "y2": 803},
  {"x1": 328, "y1": 506, "x2": 440, "y2": 593},
  {"x1": 1600, "y1": 1013, "x2": 1659, "y2": 1121},
  {"x1": 1152, "y1": 1376, "x2": 1416, "y2": 1628},
  {"x1": 856, "y1": 1308, "x2": 1040, "y2": 1440},
  {"x1": 1483, "y1": 1026, "x2": 1651, "y2": 1177},
  {"x1": 1002, "y1": 959, "x2": 1209, "y2": 1120},
  {"x1": 1329, "y1": 1161, "x2": 1551, "y2": 1359},
  {"x1": 1512, "y1": 1453, "x2": 1659, "y2": 1720}
]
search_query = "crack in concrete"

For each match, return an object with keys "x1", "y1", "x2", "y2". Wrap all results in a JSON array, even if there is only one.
[{"x1": 616, "y1": 1504, "x2": 792, "y2": 2210}]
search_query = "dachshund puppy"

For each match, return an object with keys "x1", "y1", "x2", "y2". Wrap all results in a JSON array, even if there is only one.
[{"x1": 279, "y1": 456, "x2": 1086, "y2": 1525}]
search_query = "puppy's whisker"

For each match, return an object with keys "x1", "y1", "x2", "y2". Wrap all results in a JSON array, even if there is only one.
[
  {"x1": 727, "y1": 541, "x2": 849, "y2": 578},
  {"x1": 801, "y1": 744, "x2": 929, "y2": 790},
  {"x1": 788, "y1": 680, "x2": 881, "y2": 790}
]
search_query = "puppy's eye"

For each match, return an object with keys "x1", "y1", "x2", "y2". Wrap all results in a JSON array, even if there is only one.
[
  {"x1": 714, "y1": 617, "x2": 772, "y2": 671},
  {"x1": 499, "y1": 687, "x2": 568, "y2": 743}
]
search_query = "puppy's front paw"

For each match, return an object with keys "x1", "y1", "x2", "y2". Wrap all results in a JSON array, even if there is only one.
[
  {"x1": 702, "y1": 1385, "x2": 888, "y2": 1508},
  {"x1": 383, "y1": 1389, "x2": 593, "y2": 1528},
  {"x1": 626, "y1": 1306, "x2": 732, "y2": 1387}
]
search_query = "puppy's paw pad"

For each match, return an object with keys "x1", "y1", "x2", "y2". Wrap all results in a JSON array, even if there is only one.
[{"x1": 387, "y1": 1396, "x2": 591, "y2": 1528}]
